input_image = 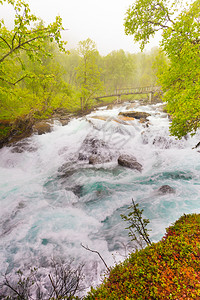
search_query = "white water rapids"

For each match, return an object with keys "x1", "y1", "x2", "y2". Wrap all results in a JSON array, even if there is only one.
[{"x1": 0, "y1": 100, "x2": 200, "y2": 296}]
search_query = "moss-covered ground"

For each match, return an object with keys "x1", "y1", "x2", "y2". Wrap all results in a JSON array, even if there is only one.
[{"x1": 85, "y1": 214, "x2": 200, "y2": 299}]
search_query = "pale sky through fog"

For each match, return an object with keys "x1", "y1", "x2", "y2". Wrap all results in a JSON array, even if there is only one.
[{"x1": 1, "y1": 0, "x2": 162, "y2": 55}]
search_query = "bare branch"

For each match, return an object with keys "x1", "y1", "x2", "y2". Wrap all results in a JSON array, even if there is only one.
[
  {"x1": 0, "y1": 74, "x2": 28, "y2": 85},
  {"x1": 4, "y1": 275, "x2": 22, "y2": 298},
  {"x1": 156, "y1": 2, "x2": 175, "y2": 25},
  {"x1": 0, "y1": 35, "x2": 11, "y2": 50},
  {"x1": 81, "y1": 243, "x2": 110, "y2": 271}
]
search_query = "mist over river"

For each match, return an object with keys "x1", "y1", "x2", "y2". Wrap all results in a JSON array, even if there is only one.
[{"x1": 1, "y1": 100, "x2": 200, "y2": 296}]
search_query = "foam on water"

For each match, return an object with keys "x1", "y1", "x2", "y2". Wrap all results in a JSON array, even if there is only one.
[{"x1": 1, "y1": 101, "x2": 200, "y2": 296}]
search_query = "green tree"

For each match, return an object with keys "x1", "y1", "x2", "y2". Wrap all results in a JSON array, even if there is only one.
[
  {"x1": 0, "y1": 0, "x2": 66, "y2": 85},
  {"x1": 124, "y1": 0, "x2": 200, "y2": 139},
  {"x1": 58, "y1": 49, "x2": 80, "y2": 86},
  {"x1": 76, "y1": 38, "x2": 104, "y2": 110},
  {"x1": 134, "y1": 49, "x2": 161, "y2": 87},
  {"x1": 0, "y1": 0, "x2": 68, "y2": 119},
  {"x1": 102, "y1": 49, "x2": 135, "y2": 93}
]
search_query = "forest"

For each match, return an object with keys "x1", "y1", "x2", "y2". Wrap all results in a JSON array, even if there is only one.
[
  {"x1": 0, "y1": 31, "x2": 164, "y2": 119},
  {"x1": 0, "y1": 0, "x2": 168, "y2": 145},
  {"x1": 1, "y1": 0, "x2": 199, "y2": 144}
]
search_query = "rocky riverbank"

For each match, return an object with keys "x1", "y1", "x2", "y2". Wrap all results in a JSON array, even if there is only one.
[
  {"x1": 0, "y1": 108, "x2": 90, "y2": 149},
  {"x1": 0, "y1": 97, "x2": 162, "y2": 149}
]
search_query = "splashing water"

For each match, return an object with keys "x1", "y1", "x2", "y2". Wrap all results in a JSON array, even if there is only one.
[{"x1": 0, "y1": 101, "x2": 200, "y2": 296}]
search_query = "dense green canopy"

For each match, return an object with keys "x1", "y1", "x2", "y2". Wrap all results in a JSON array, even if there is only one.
[{"x1": 125, "y1": 0, "x2": 200, "y2": 138}]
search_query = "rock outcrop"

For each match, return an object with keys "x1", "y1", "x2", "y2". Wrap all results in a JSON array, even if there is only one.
[
  {"x1": 118, "y1": 154, "x2": 142, "y2": 172},
  {"x1": 158, "y1": 185, "x2": 175, "y2": 194},
  {"x1": 78, "y1": 137, "x2": 112, "y2": 164},
  {"x1": 89, "y1": 154, "x2": 112, "y2": 165},
  {"x1": 119, "y1": 111, "x2": 151, "y2": 120},
  {"x1": 0, "y1": 115, "x2": 34, "y2": 148},
  {"x1": 33, "y1": 121, "x2": 52, "y2": 135}
]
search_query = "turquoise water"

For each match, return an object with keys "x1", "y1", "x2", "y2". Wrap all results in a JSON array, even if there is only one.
[{"x1": 0, "y1": 101, "x2": 200, "y2": 295}]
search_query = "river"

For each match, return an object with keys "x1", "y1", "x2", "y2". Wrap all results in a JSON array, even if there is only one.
[{"x1": 0, "y1": 100, "x2": 200, "y2": 297}]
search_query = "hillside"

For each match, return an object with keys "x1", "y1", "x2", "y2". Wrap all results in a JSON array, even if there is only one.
[{"x1": 85, "y1": 214, "x2": 200, "y2": 299}]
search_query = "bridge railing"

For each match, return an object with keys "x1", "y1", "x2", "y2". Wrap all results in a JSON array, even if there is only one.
[
  {"x1": 115, "y1": 86, "x2": 160, "y2": 95},
  {"x1": 96, "y1": 86, "x2": 161, "y2": 99}
]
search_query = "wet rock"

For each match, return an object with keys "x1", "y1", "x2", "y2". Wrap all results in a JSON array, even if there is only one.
[
  {"x1": 70, "y1": 185, "x2": 83, "y2": 197},
  {"x1": 139, "y1": 118, "x2": 148, "y2": 124},
  {"x1": 33, "y1": 121, "x2": 52, "y2": 135},
  {"x1": 89, "y1": 115, "x2": 135, "y2": 125},
  {"x1": 119, "y1": 111, "x2": 151, "y2": 120},
  {"x1": 78, "y1": 137, "x2": 109, "y2": 161},
  {"x1": 90, "y1": 116, "x2": 110, "y2": 121},
  {"x1": 118, "y1": 154, "x2": 142, "y2": 172},
  {"x1": 113, "y1": 115, "x2": 135, "y2": 125},
  {"x1": 152, "y1": 136, "x2": 177, "y2": 149},
  {"x1": 106, "y1": 103, "x2": 122, "y2": 110},
  {"x1": 57, "y1": 162, "x2": 77, "y2": 178},
  {"x1": 141, "y1": 132, "x2": 179, "y2": 148},
  {"x1": 10, "y1": 139, "x2": 37, "y2": 153},
  {"x1": 106, "y1": 104, "x2": 114, "y2": 110},
  {"x1": 59, "y1": 118, "x2": 70, "y2": 126},
  {"x1": 51, "y1": 108, "x2": 72, "y2": 125},
  {"x1": 0, "y1": 115, "x2": 35, "y2": 148},
  {"x1": 158, "y1": 185, "x2": 175, "y2": 194},
  {"x1": 125, "y1": 103, "x2": 136, "y2": 110},
  {"x1": 89, "y1": 154, "x2": 112, "y2": 165},
  {"x1": 78, "y1": 152, "x2": 89, "y2": 161}
]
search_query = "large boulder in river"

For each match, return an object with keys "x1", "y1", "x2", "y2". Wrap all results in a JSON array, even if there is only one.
[
  {"x1": 33, "y1": 121, "x2": 52, "y2": 135},
  {"x1": 89, "y1": 154, "x2": 112, "y2": 165},
  {"x1": 158, "y1": 185, "x2": 175, "y2": 194},
  {"x1": 119, "y1": 111, "x2": 151, "y2": 120},
  {"x1": 78, "y1": 136, "x2": 112, "y2": 162},
  {"x1": 118, "y1": 154, "x2": 142, "y2": 172}
]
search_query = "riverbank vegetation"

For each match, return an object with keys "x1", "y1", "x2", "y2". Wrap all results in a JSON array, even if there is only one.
[
  {"x1": 1, "y1": 0, "x2": 199, "y2": 142},
  {"x1": 85, "y1": 213, "x2": 200, "y2": 299},
  {"x1": 0, "y1": 0, "x2": 166, "y2": 145},
  {"x1": 124, "y1": 0, "x2": 200, "y2": 139}
]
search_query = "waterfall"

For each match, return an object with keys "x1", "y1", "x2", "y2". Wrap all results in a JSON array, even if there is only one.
[{"x1": 1, "y1": 100, "x2": 200, "y2": 296}]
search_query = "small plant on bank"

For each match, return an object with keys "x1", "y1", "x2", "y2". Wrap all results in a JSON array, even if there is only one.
[{"x1": 121, "y1": 199, "x2": 152, "y2": 249}]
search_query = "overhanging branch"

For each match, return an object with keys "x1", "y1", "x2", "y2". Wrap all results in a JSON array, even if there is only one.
[{"x1": 0, "y1": 74, "x2": 28, "y2": 85}]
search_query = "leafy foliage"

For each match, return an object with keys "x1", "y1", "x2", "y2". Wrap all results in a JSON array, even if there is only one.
[
  {"x1": 101, "y1": 50, "x2": 135, "y2": 92},
  {"x1": 124, "y1": 0, "x2": 200, "y2": 138},
  {"x1": 159, "y1": 1, "x2": 200, "y2": 138},
  {"x1": 0, "y1": 0, "x2": 71, "y2": 122},
  {"x1": 124, "y1": 0, "x2": 179, "y2": 51},
  {"x1": 76, "y1": 38, "x2": 104, "y2": 110},
  {"x1": 0, "y1": 1, "x2": 66, "y2": 60},
  {"x1": 0, "y1": 0, "x2": 163, "y2": 142},
  {"x1": 85, "y1": 213, "x2": 200, "y2": 299}
]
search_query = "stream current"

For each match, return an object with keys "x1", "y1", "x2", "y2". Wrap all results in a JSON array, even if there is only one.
[{"x1": 0, "y1": 100, "x2": 200, "y2": 295}]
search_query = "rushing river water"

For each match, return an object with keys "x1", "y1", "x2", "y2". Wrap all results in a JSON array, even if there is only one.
[{"x1": 1, "y1": 100, "x2": 200, "y2": 297}]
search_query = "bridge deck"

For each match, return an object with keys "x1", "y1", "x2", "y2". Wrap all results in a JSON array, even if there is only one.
[{"x1": 95, "y1": 86, "x2": 161, "y2": 100}]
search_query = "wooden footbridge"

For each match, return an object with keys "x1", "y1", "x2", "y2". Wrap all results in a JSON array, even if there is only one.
[{"x1": 95, "y1": 86, "x2": 161, "y2": 103}]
